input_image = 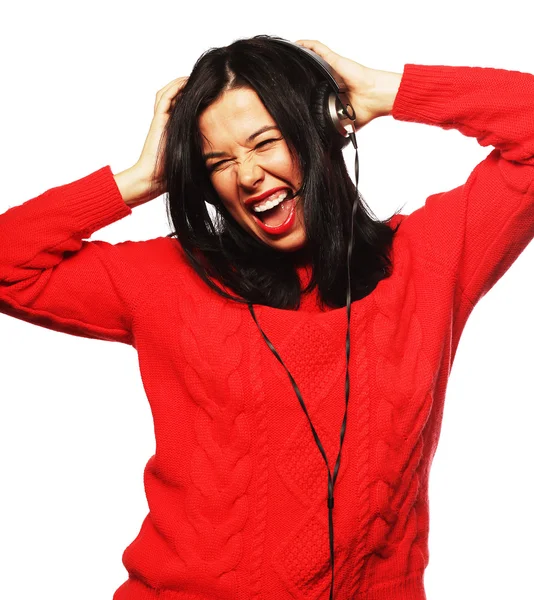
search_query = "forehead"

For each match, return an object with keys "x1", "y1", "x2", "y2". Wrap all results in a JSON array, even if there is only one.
[{"x1": 198, "y1": 87, "x2": 275, "y2": 150}]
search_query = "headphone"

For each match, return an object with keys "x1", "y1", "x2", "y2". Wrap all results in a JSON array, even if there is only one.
[{"x1": 246, "y1": 38, "x2": 360, "y2": 600}]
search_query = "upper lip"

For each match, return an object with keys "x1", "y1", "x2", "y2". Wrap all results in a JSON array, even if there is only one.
[{"x1": 244, "y1": 187, "x2": 292, "y2": 207}]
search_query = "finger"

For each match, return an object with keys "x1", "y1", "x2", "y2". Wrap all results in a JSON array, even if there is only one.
[
  {"x1": 156, "y1": 76, "x2": 188, "y2": 102},
  {"x1": 294, "y1": 39, "x2": 334, "y2": 56},
  {"x1": 294, "y1": 39, "x2": 338, "y2": 65},
  {"x1": 155, "y1": 76, "x2": 189, "y2": 113}
]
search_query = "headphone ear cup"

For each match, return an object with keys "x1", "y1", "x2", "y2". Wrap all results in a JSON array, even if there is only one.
[
  {"x1": 311, "y1": 80, "x2": 337, "y2": 148},
  {"x1": 311, "y1": 81, "x2": 350, "y2": 152}
]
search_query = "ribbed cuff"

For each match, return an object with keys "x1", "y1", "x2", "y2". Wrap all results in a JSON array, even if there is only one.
[
  {"x1": 48, "y1": 165, "x2": 132, "y2": 235},
  {"x1": 391, "y1": 63, "x2": 462, "y2": 124}
]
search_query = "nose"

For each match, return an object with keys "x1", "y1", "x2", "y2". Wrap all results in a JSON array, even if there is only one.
[{"x1": 236, "y1": 154, "x2": 264, "y2": 190}]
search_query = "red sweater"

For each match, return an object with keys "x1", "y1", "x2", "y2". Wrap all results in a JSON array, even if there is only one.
[{"x1": 1, "y1": 64, "x2": 533, "y2": 600}]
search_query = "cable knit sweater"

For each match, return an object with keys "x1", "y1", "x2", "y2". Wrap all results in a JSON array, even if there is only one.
[{"x1": 1, "y1": 63, "x2": 533, "y2": 600}]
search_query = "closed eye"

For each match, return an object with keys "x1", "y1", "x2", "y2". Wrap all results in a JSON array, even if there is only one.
[
  {"x1": 207, "y1": 138, "x2": 281, "y2": 172},
  {"x1": 257, "y1": 138, "x2": 279, "y2": 147}
]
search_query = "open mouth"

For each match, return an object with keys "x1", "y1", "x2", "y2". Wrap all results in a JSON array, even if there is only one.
[{"x1": 247, "y1": 189, "x2": 296, "y2": 228}]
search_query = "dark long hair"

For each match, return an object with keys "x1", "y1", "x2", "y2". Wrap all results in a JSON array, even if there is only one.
[{"x1": 155, "y1": 34, "x2": 403, "y2": 310}]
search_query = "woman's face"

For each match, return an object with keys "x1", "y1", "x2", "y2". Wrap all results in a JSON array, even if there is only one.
[{"x1": 198, "y1": 87, "x2": 307, "y2": 252}]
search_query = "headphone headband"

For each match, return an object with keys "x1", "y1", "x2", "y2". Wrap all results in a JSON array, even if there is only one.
[{"x1": 269, "y1": 38, "x2": 357, "y2": 138}]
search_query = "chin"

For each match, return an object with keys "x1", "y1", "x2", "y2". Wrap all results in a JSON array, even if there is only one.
[
  {"x1": 268, "y1": 230, "x2": 308, "y2": 252},
  {"x1": 247, "y1": 221, "x2": 307, "y2": 252}
]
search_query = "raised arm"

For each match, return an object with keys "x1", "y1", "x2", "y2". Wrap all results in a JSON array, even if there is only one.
[
  {"x1": 390, "y1": 63, "x2": 534, "y2": 306},
  {"x1": 0, "y1": 75, "x2": 191, "y2": 344},
  {"x1": 0, "y1": 166, "x2": 141, "y2": 344},
  {"x1": 295, "y1": 40, "x2": 534, "y2": 308}
]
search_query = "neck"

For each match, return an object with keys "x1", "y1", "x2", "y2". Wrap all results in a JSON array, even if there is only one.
[{"x1": 290, "y1": 245, "x2": 312, "y2": 269}]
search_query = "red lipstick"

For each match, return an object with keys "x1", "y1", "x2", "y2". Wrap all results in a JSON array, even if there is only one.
[
  {"x1": 245, "y1": 186, "x2": 292, "y2": 207},
  {"x1": 250, "y1": 196, "x2": 298, "y2": 235}
]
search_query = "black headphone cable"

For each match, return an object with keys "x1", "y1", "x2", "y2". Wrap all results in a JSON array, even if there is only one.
[{"x1": 248, "y1": 131, "x2": 358, "y2": 600}]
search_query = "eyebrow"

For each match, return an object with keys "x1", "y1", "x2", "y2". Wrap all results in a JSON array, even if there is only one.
[{"x1": 202, "y1": 125, "x2": 280, "y2": 161}]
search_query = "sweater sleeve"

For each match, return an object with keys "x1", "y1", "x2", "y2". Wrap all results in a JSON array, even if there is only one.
[
  {"x1": 391, "y1": 64, "x2": 534, "y2": 307},
  {"x1": 0, "y1": 165, "x2": 142, "y2": 345}
]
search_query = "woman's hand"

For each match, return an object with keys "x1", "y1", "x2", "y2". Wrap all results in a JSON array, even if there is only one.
[
  {"x1": 116, "y1": 75, "x2": 189, "y2": 207},
  {"x1": 135, "y1": 75, "x2": 190, "y2": 198},
  {"x1": 294, "y1": 39, "x2": 402, "y2": 131}
]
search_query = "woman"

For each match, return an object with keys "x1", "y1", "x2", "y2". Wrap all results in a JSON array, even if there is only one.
[{"x1": 0, "y1": 35, "x2": 532, "y2": 600}]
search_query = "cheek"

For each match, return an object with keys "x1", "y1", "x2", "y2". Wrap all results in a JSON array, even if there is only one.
[
  {"x1": 209, "y1": 179, "x2": 232, "y2": 208},
  {"x1": 219, "y1": 197, "x2": 247, "y2": 225},
  {"x1": 272, "y1": 150, "x2": 296, "y2": 174}
]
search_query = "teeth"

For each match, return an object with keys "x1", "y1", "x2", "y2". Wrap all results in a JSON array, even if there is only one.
[{"x1": 252, "y1": 190, "x2": 290, "y2": 213}]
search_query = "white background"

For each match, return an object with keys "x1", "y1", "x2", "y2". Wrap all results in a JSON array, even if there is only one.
[{"x1": 0, "y1": 1, "x2": 532, "y2": 598}]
